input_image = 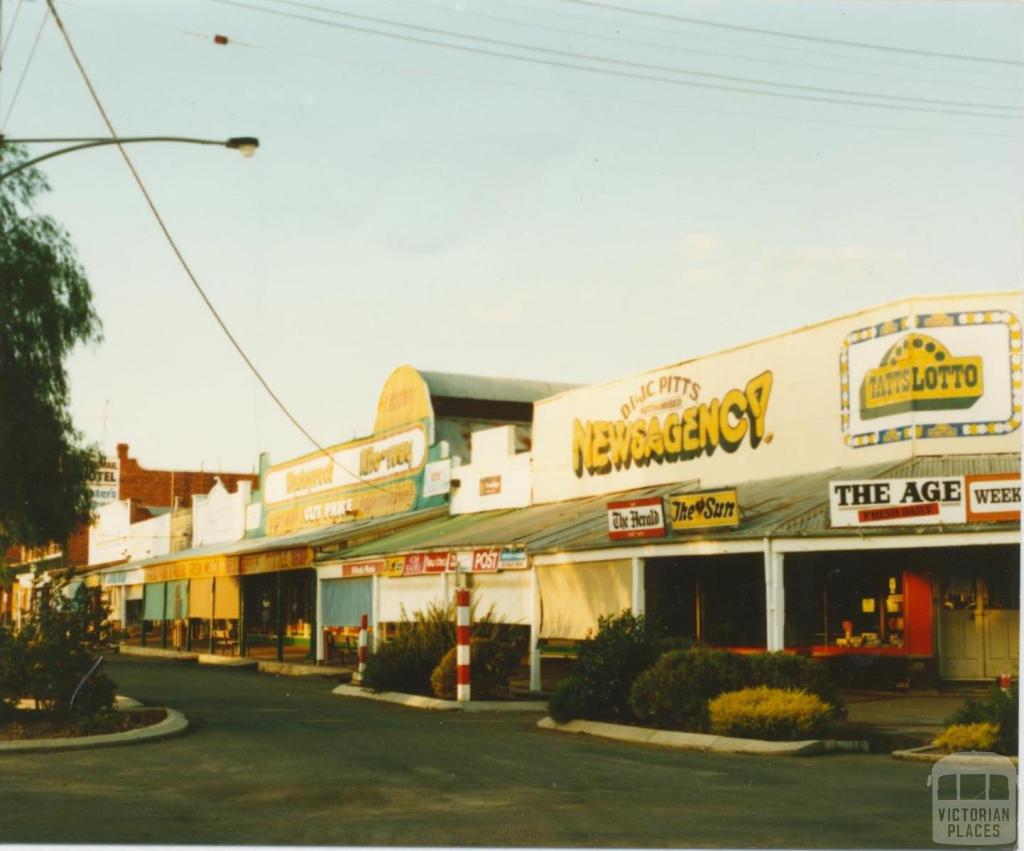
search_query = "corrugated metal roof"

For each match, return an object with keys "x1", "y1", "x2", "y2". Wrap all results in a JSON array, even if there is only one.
[
  {"x1": 81, "y1": 506, "x2": 447, "y2": 578},
  {"x1": 418, "y1": 370, "x2": 579, "y2": 404},
  {"x1": 320, "y1": 454, "x2": 1019, "y2": 562},
  {"x1": 775, "y1": 453, "x2": 1021, "y2": 536}
]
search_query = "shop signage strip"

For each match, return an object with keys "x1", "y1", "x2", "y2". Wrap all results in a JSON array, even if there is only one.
[
  {"x1": 829, "y1": 477, "x2": 966, "y2": 528},
  {"x1": 239, "y1": 547, "x2": 312, "y2": 576},
  {"x1": 965, "y1": 473, "x2": 1021, "y2": 523},
  {"x1": 667, "y1": 490, "x2": 740, "y2": 531},
  {"x1": 341, "y1": 560, "x2": 384, "y2": 578},
  {"x1": 144, "y1": 555, "x2": 240, "y2": 583},
  {"x1": 607, "y1": 497, "x2": 667, "y2": 540}
]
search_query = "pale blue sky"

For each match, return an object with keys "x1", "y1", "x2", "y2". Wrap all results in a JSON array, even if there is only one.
[{"x1": 4, "y1": 0, "x2": 1022, "y2": 473}]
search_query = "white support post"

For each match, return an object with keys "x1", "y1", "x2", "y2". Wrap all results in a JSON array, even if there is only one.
[
  {"x1": 371, "y1": 574, "x2": 381, "y2": 651},
  {"x1": 763, "y1": 538, "x2": 785, "y2": 652},
  {"x1": 631, "y1": 556, "x2": 646, "y2": 616},
  {"x1": 315, "y1": 573, "x2": 324, "y2": 662},
  {"x1": 529, "y1": 564, "x2": 541, "y2": 693}
]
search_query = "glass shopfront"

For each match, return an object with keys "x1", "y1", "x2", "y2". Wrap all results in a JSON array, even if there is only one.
[{"x1": 242, "y1": 569, "x2": 314, "y2": 661}]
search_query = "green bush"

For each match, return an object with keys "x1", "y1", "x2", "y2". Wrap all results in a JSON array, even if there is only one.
[
  {"x1": 947, "y1": 682, "x2": 1018, "y2": 756},
  {"x1": 0, "y1": 571, "x2": 116, "y2": 720},
  {"x1": 708, "y1": 687, "x2": 834, "y2": 740},
  {"x1": 362, "y1": 598, "x2": 512, "y2": 697},
  {"x1": 548, "y1": 611, "x2": 659, "y2": 724},
  {"x1": 629, "y1": 647, "x2": 750, "y2": 732},
  {"x1": 430, "y1": 638, "x2": 519, "y2": 700},
  {"x1": 747, "y1": 652, "x2": 846, "y2": 719}
]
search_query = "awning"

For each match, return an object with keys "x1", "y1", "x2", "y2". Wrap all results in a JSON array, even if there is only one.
[{"x1": 322, "y1": 577, "x2": 372, "y2": 628}]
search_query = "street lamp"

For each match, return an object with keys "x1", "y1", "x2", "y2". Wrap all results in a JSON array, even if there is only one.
[{"x1": 0, "y1": 136, "x2": 260, "y2": 181}]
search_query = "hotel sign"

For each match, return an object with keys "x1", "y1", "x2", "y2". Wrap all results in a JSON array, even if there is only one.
[
  {"x1": 829, "y1": 477, "x2": 966, "y2": 527},
  {"x1": 607, "y1": 497, "x2": 666, "y2": 540},
  {"x1": 965, "y1": 474, "x2": 1021, "y2": 523},
  {"x1": 668, "y1": 490, "x2": 740, "y2": 531}
]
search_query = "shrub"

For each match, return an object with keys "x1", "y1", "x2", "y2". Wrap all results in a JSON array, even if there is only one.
[
  {"x1": 747, "y1": 652, "x2": 846, "y2": 719},
  {"x1": 629, "y1": 647, "x2": 750, "y2": 732},
  {"x1": 946, "y1": 682, "x2": 1018, "y2": 756},
  {"x1": 0, "y1": 571, "x2": 116, "y2": 720},
  {"x1": 548, "y1": 611, "x2": 659, "y2": 724},
  {"x1": 708, "y1": 687, "x2": 834, "y2": 740},
  {"x1": 935, "y1": 722, "x2": 1001, "y2": 754},
  {"x1": 362, "y1": 598, "x2": 511, "y2": 696},
  {"x1": 430, "y1": 638, "x2": 519, "y2": 700}
]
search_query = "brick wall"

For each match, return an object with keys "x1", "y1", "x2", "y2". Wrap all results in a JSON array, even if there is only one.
[{"x1": 116, "y1": 443, "x2": 257, "y2": 510}]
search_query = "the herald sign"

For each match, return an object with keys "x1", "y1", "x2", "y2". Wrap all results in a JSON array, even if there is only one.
[{"x1": 472, "y1": 548, "x2": 500, "y2": 572}]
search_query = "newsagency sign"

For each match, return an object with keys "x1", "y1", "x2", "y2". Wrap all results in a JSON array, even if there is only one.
[
  {"x1": 841, "y1": 309, "x2": 1021, "y2": 448},
  {"x1": 829, "y1": 477, "x2": 966, "y2": 527}
]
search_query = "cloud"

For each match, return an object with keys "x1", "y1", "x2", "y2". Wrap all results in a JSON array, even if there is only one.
[{"x1": 679, "y1": 232, "x2": 720, "y2": 260}]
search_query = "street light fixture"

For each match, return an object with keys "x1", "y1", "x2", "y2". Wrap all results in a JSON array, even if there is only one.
[{"x1": 0, "y1": 135, "x2": 260, "y2": 181}]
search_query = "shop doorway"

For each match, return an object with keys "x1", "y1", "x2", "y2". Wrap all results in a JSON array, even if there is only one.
[
  {"x1": 242, "y1": 569, "x2": 315, "y2": 662},
  {"x1": 938, "y1": 550, "x2": 1019, "y2": 680},
  {"x1": 644, "y1": 555, "x2": 766, "y2": 649}
]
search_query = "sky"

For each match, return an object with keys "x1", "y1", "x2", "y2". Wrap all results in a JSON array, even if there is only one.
[{"x1": 2, "y1": 0, "x2": 1022, "y2": 475}]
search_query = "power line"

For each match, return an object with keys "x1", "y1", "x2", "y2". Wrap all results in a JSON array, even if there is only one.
[
  {"x1": 42, "y1": 0, "x2": 411, "y2": 500},
  {"x1": 256, "y1": 0, "x2": 1022, "y2": 114},
  {"x1": 2, "y1": 5, "x2": 48, "y2": 131},
  {"x1": 377, "y1": 0, "x2": 1023, "y2": 95},
  {"x1": 213, "y1": 0, "x2": 1022, "y2": 120},
  {"x1": 58, "y1": 0, "x2": 1015, "y2": 141},
  {"x1": 0, "y1": 0, "x2": 23, "y2": 59},
  {"x1": 550, "y1": 0, "x2": 1024, "y2": 68}
]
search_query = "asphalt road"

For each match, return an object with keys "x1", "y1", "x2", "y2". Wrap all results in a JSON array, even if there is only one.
[{"x1": 1, "y1": 657, "x2": 938, "y2": 847}]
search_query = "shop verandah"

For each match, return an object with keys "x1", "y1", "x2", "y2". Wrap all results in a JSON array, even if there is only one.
[{"x1": 529, "y1": 455, "x2": 1020, "y2": 691}]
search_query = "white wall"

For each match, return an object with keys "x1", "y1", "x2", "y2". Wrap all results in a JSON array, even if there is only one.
[
  {"x1": 532, "y1": 293, "x2": 1022, "y2": 504},
  {"x1": 192, "y1": 478, "x2": 252, "y2": 546},
  {"x1": 126, "y1": 513, "x2": 171, "y2": 562},
  {"x1": 88, "y1": 500, "x2": 131, "y2": 566},
  {"x1": 450, "y1": 425, "x2": 532, "y2": 514}
]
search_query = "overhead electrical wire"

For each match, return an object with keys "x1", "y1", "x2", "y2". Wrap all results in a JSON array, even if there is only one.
[
  {"x1": 214, "y1": 0, "x2": 1022, "y2": 120},
  {"x1": 42, "y1": 0, "x2": 411, "y2": 499},
  {"x1": 375, "y1": 0, "x2": 1023, "y2": 95},
  {"x1": 255, "y1": 0, "x2": 1022, "y2": 114},
  {"x1": 550, "y1": 0, "x2": 1024, "y2": 68},
  {"x1": 2, "y1": 5, "x2": 49, "y2": 130},
  {"x1": 0, "y1": 0, "x2": 23, "y2": 59},
  {"x1": 56, "y1": 0, "x2": 1015, "y2": 141}
]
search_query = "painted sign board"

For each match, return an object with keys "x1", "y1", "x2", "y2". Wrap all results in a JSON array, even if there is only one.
[
  {"x1": 88, "y1": 457, "x2": 120, "y2": 510},
  {"x1": 842, "y1": 310, "x2": 1021, "y2": 448},
  {"x1": 668, "y1": 490, "x2": 740, "y2": 531},
  {"x1": 422, "y1": 459, "x2": 451, "y2": 497},
  {"x1": 965, "y1": 474, "x2": 1021, "y2": 523},
  {"x1": 422, "y1": 551, "x2": 453, "y2": 573},
  {"x1": 342, "y1": 560, "x2": 382, "y2": 578},
  {"x1": 498, "y1": 546, "x2": 528, "y2": 570},
  {"x1": 607, "y1": 497, "x2": 667, "y2": 540},
  {"x1": 471, "y1": 548, "x2": 501, "y2": 572},
  {"x1": 829, "y1": 477, "x2": 966, "y2": 527}
]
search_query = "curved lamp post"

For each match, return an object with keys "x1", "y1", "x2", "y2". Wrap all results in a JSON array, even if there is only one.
[{"x1": 0, "y1": 136, "x2": 260, "y2": 181}]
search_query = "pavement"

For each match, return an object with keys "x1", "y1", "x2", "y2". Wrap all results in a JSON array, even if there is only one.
[
  {"x1": 0, "y1": 656, "x2": 950, "y2": 847},
  {"x1": 841, "y1": 690, "x2": 981, "y2": 737}
]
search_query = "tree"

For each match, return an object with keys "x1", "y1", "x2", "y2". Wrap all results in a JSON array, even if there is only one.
[{"x1": 0, "y1": 144, "x2": 104, "y2": 573}]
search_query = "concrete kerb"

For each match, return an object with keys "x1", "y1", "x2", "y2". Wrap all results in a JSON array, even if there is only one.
[
  {"x1": 0, "y1": 696, "x2": 188, "y2": 755},
  {"x1": 892, "y1": 744, "x2": 1020, "y2": 766},
  {"x1": 333, "y1": 684, "x2": 548, "y2": 713},
  {"x1": 537, "y1": 717, "x2": 868, "y2": 756}
]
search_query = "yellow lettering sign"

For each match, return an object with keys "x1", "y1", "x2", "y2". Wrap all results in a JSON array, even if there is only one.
[{"x1": 572, "y1": 371, "x2": 773, "y2": 477}]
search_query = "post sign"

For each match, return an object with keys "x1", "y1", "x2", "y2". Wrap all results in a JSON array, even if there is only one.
[
  {"x1": 668, "y1": 490, "x2": 740, "y2": 531},
  {"x1": 965, "y1": 474, "x2": 1021, "y2": 523},
  {"x1": 471, "y1": 548, "x2": 501, "y2": 572},
  {"x1": 607, "y1": 497, "x2": 666, "y2": 540},
  {"x1": 829, "y1": 477, "x2": 966, "y2": 527}
]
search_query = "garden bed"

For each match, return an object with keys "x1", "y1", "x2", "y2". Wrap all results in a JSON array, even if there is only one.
[{"x1": 0, "y1": 708, "x2": 168, "y2": 741}]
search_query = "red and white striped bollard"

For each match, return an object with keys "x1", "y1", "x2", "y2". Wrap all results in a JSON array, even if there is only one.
[
  {"x1": 357, "y1": 613, "x2": 368, "y2": 682},
  {"x1": 456, "y1": 588, "x2": 471, "y2": 703}
]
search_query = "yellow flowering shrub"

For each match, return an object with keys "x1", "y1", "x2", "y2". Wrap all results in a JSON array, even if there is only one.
[
  {"x1": 708, "y1": 686, "x2": 834, "y2": 740},
  {"x1": 934, "y1": 722, "x2": 1000, "y2": 753}
]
